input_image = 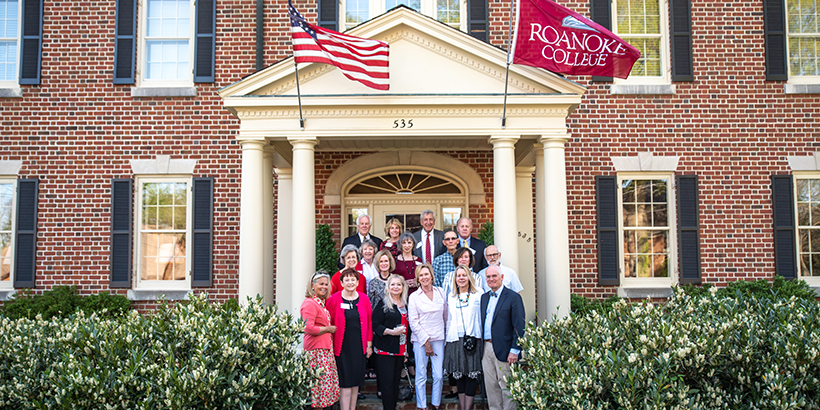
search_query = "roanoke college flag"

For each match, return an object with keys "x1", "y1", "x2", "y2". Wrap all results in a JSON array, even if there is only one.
[
  {"x1": 509, "y1": 0, "x2": 640, "y2": 79},
  {"x1": 288, "y1": 1, "x2": 389, "y2": 90}
]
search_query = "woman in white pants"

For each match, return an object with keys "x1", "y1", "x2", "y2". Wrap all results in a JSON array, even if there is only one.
[{"x1": 408, "y1": 263, "x2": 447, "y2": 410}]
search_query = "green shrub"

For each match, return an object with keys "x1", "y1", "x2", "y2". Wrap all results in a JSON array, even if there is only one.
[
  {"x1": 509, "y1": 289, "x2": 820, "y2": 409},
  {"x1": 478, "y1": 221, "x2": 493, "y2": 246},
  {"x1": 1, "y1": 286, "x2": 130, "y2": 320},
  {"x1": 681, "y1": 276, "x2": 817, "y2": 302},
  {"x1": 316, "y1": 223, "x2": 338, "y2": 274},
  {"x1": 571, "y1": 293, "x2": 621, "y2": 316},
  {"x1": 0, "y1": 294, "x2": 316, "y2": 410}
]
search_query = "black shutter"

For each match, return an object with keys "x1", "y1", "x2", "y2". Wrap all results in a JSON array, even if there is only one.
[
  {"x1": 669, "y1": 0, "x2": 693, "y2": 81},
  {"x1": 194, "y1": 0, "x2": 216, "y2": 83},
  {"x1": 19, "y1": 0, "x2": 43, "y2": 85},
  {"x1": 191, "y1": 178, "x2": 213, "y2": 287},
  {"x1": 110, "y1": 179, "x2": 132, "y2": 288},
  {"x1": 596, "y1": 176, "x2": 619, "y2": 286},
  {"x1": 13, "y1": 179, "x2": 38, "y2": 288},
  {"x1": 467, "y1": 0, "x2": 488, "y2": 42},
  {"x1": 318, "y1": 0, "x2": 338, "y2": 31},
  {"x1": 590, "y1": 0, "x2": 613, "y2": 82},
  {"x1": 771, "y1": 175, "x2": 797, "y2": 279},
  {"x1": 676, "y1": 175, "x2": 700, "y2": 284},
  {"x1": 113, "y1": 0, "x2": 137, "y2": 84},
  {"x1": 763, "y1": 0, "x2": 788, "y2": 81}
]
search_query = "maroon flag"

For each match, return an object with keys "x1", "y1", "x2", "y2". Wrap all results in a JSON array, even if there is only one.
[
  {"x1": 509, "y1": 0, "x2": 640, "y2": 79},
  {"x1": 288, "y1": 1, "x2": 389, "y2": 90}
]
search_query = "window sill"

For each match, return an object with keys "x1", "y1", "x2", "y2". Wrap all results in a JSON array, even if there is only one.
[
  {"x1": 127, "y1": 289, "x2": 192, "y2": 301},
  {"x1": 616, "y1": 286, "x2": 673, "y2": 299},
  {"x1": 811, "y1": 287, "x2": 820, "y2": 297},
  {"x1": 784, "y1": 84, "x2": 820, "y2": 94},
  {"x1": 0, "y1": 87, "x2": 23, "y2": 98},
  {"x1": 131, "y1": 87, "x2": 197, "y2": 98},
  {"x1": 610, "y1": 84, "x2": 675, "y2": 95},
  {"x1": 0, "y1": 289, "x2": 17, "y2": 301}
]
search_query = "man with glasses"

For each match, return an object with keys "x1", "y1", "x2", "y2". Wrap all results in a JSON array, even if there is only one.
[
  {"x1": 431, "y1": 230, "x2": 460, "y2": 287},
  {"x1": 478, "y1": 245, "x2": 523, "y2": 294}
]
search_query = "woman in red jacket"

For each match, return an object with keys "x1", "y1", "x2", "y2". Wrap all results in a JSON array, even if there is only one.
[
  {"x1": 300, "y1": 271, "x2": 340, "y2": 409},
  {"x1": 326, "y1": 268, "x2": 373, "y2": 410}
]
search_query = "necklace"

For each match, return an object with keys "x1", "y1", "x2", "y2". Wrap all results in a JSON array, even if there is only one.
[{"x1": 457, "y1": 292, "x2": 470, "y2": 306}]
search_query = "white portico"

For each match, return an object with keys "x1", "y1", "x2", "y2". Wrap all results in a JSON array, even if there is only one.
[{"x1": 218, "y1": 7, "x2": 585, "y2": 321}]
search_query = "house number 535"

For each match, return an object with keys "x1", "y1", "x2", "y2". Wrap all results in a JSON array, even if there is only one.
[{"x1": 393, "y1": 119, "x2": 413, "y2": 128}]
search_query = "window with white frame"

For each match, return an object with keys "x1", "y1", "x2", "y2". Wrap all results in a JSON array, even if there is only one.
[
  {"x1": 612, "y1": 0, "x2": 669, "y2": 83},
  {"x1": 140, "y1": 0, "x2": 194, "y2": 86},
  {"x1": 0, "y1": 0, "x2": 19, "y2": 84},
  {"x1": 0, "y1": 180, "x2": 13, "y2": 286},
  {"x1": 786, "y1": 0, "x2": 820, "y2": 82},
  {"x1": 135, "y1": 178, "x2": 191, "y2": 289},
  {"x1": 795, "y1": 176, "x2": 820, "y2": 282},
  {"x1": 342, "y1": 0, "x2": 465, "y2": 31},
  {"x1": 619, "y1": 175, "x2": 676, "y2": 285}
]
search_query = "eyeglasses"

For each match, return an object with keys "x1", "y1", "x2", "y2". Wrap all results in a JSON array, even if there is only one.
[
  {"x1": 444, "y1": 237, "x2": 458, "y2": 241},
  {"x1": 486, "y1": 253, "x2": 500, "y2": 258}
]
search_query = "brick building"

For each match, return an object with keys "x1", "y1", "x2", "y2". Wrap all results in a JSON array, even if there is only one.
[{"x1": 0, "y1": 0, "x2": 818, "y2": 318}]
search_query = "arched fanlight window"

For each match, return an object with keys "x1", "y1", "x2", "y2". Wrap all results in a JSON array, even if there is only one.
[{"x1": 348, "y1": 172, "x2": 462, "y2": 195}]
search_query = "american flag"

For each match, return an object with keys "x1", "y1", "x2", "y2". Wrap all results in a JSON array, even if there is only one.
[{"x1": 288, "y1": 1, "x2": 390, "y2": 90}]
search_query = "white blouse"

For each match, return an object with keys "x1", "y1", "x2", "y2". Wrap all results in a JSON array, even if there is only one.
[
  {"x1": 445, "y1": 289, "x2": 484, "y2": 342},
  {"x1": 408, "y1": 286, "x2": 447, "y2": 344}
]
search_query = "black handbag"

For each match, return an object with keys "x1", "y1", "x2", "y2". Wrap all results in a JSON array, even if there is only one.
[
  {"x1": 397, "y1": 363, "x2": 414, "y2": 401},
  {"x1": 458, "y1": 292, "x2": 478, "y2": 352}
]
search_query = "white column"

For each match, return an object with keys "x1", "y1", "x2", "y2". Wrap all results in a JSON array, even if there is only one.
[
  {"x1": 238, "y1": 140, "x2": 267, "y2": 304},
  {"x1": 539, "y1": 135, "x2": 571, "y2": 321},
  {"x1": 490, "y1": 135, "x2": 520, "y2": 274},
  {"x1": 515, "y1": 166, "x2": 536, "y2": 322},
  {"x1": 274, "y1": 167, "x2": 293, "y2": 311},
  {"x1": 288, "y1": 136, "x2": 317, "y2": 316},
  {"x1": 533, "y1": 144, "x2": 547, "y2": 324},
  {"x1": 262, "y1": 149, "x2": 275, "y2": 305}
]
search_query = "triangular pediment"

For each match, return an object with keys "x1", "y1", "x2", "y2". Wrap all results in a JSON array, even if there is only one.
[{"x1": 219, "y1": 7, "x2": 586, "y2": 98}]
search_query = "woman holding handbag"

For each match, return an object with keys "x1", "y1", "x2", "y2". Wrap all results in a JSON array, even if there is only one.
[
  {"x1": 372, "y1": 274, "x2": 409, "y2": 410},
  {"x1": 408, "y1": 263, "x2": 447, "y2": 410},
  {"x1": 443, "y1": 264, "x2": 484, "y2": 410}
]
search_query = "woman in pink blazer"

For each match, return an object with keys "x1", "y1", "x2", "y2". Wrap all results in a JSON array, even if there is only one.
[
  {"x1": 326, "y1": 267, "x2": 373, "y2": 410},
  {"x1": 300, "y1": 271, "x2": 340, "y2": 409}
]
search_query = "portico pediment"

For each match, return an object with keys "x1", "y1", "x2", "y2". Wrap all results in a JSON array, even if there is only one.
[{"x1": 219, "y1": 6, "x2": 585, "y2": 139}]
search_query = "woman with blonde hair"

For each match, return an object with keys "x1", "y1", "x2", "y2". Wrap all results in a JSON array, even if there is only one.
[
  {"x1": 300, "y1": 271, "x2": 340, "y2": 409},
  {"x1": 408, "y1": 263, "x2": 446, "y2": 410},
  {"x1": 379, "y1": 218, "x2": 403, "y2": 260},
  {"x1": 443, "y1": 264, "x2": 484, "y2": 410},
  {"x1": 372, "y1": 274, "x2": 410, "y2": 410}
]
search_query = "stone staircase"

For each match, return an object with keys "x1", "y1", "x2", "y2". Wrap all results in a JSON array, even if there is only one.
[{"x1": 354, "y1": 368, "x2": 487, "y2": 410}]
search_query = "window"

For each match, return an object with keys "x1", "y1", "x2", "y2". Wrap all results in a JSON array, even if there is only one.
[
  {"x1": 0, "y1": 180, "x2": 13, "y2": 286},
  {"x1": 139, "y1": 0, "x2": 194, "y2": 86},
  {"x1": 342, "y1": 0, "x2": 465, "y2": 31},
  {"x1": 612, "y1": 0, "x2": 669, "y2": 82},
  {"x1": 795, "y1": 176, "x2": 820, "y2": 281},
  {"x1": 0, "y1": 0, "x2": 18, "y2": 84},
  {"x1": 787, "y1": 0, "x2": 820, "y2": 81},
  {"x1": 135, "y1": 178, "x2": 191, "y2": 289}
]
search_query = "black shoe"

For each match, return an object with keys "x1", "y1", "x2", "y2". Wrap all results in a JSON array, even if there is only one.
[
  {"x1": 444, "y1": 391, "x2": 458, "y2": 399},
  {"x1": 357, "y1": 393, "x2": 366, "y2": 400}
]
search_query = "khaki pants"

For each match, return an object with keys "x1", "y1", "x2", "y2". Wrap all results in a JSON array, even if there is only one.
[{"x1": 481, "y1": 341, "x2": 517, "y2": 410}]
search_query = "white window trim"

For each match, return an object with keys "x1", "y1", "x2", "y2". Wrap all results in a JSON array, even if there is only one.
[
  {"x1": 785, "y1": 0, "x2": 820, "y2": 87},
  {"x1": 0, "y1": 177, "x2": 16, "y2": 290},
  {"x1": 611, "y1": 0, "x2": 671, "y2": 86},
  {"x1": 340, "y1": 0, "x2": 467, "y2": 32},
  {"x1": 792, "y1": 172, "x2": 820, "y2": 286},
  {"x1": 133, "y1": 175, "x2": 193, "y2": 291},
  {"x1": 0, "y1": 0, "x2": 21, "y2": 88},
  {"x1": 136, "y1": 0, "x2": 196, "y2": 88},
  {"x1": 617, "y1": 172, "x2": 678, "y2": 288}
]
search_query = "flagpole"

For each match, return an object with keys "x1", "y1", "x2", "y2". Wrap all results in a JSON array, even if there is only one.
[
  {"x1": 501, "y1": 0, "x2": 516, "y2": 129},
  {"x1": 293, "y1": 57, "x2": 305, "y2": 130}
]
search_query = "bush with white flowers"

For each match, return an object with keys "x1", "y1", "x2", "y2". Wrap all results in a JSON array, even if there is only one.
[
  {"x1": 508, "y1": 288, "x2": 820, "y2": 409},
  {"x1": 0, "y1": 295, "x2": 317, "y2": 410}
]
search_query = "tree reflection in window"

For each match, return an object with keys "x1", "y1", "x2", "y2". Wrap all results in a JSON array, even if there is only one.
[
  {"x1": 796, "y1": 178, "x2": 820, "y2": 276},
  {"x1": 622, "y1": 179, "x2": 669, "y2": 278}
]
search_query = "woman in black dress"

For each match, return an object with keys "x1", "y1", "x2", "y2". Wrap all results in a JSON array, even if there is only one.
[{"x1": 372, "y1": 274, "x2": 410, "y2": 410}]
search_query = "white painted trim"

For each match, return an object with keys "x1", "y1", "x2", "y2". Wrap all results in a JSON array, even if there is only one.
[
  {"x1": 610, "y1": 84, "x2": 675, "y2": 95},
  {"x1": 130, "y1": 155, "x2": 197, "y2": 175},
  {"x1": 0, "y1": 161, "x2": 23, "y2": 176},
  {"x1": 617, "y1": 287, "x2": 673, "y2": 299},
  {"x1": 131, "y1": 87, "x2": 197, "y2": 97},
  {"x1": 0, "y1": 289, "x2": 17, "y2": 301},
  {"x1": 784, "y1": 84, "x2": 820, "y2": 94},
  {"x1": 611, "y1": 152, "x2": 680, "y2": 172},
  {"x1": 788, "y1": 153, "x2": 820, "y2": 171},
  {"x1": 0, "y1": 88, "x2": 22, "y2": 98},
  {"x1": 127, "y1": 290, "x2": 192, "y2": 301}
]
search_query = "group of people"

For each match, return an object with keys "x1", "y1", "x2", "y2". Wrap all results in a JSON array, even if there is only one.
[{"x1": 301, "y1": 211, "x2": 526, "y2": 410}]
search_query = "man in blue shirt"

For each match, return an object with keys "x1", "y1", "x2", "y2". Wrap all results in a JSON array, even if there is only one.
[
  {"x1": 431, "y1": 230, "x2": 459, "y2": 287},
  {"x1": 480, "y1": 265, "x2": 525, "y2": 410}
]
